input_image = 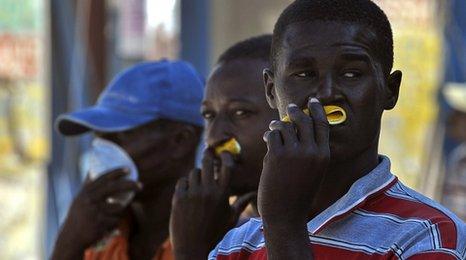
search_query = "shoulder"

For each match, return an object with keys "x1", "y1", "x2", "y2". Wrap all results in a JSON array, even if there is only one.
[
  {"x1": 362, "y1": 180, "x2": 466, "y2": 259},
  {"x1": 209, "y1": 218, "x2": 265, "y2": 260}
]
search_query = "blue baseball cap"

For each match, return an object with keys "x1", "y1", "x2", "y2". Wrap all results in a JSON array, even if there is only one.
[{"x1": 56, "y1": 60, "x2": 205, "y2": 136}]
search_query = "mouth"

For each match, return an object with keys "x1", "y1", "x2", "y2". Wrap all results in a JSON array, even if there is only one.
[
  {"x1": 323, "y1": 105, "x2": 347, "y2": 125},
  {"x1": 282, "y1": 105, "x2": 347, "y2": 126},
  {"x1": 214, "y1": 138, "x2": 242, "y2": 156}
]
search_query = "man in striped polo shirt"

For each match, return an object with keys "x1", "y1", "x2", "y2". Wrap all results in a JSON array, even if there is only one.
[{"x1": 209, "y1": 0, "x2": 466, "y2": 259}]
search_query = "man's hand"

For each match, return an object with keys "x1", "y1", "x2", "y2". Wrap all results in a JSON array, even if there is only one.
[
  {"x1": 170, "y1": 149, "x2": 256, "y2": 260},
  {"x1": 258, "y1": 97, "x2": 330, "y2": 260},
  {"x1": 51, "y1": 169, "x2": 142, "y2": 260}
]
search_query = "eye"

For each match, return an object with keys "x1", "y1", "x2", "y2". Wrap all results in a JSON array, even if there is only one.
[
  {"x1": 233, "y1": 109, "x2": 250, "y2": 118},
  {"x1": 202, "y1": 111, "x2": 215, "y2": 120},
  {"x1": 342, "y1": 71, "x2": 361, "y2": 79},
  {"x1": 294, "y1": 71, "x2": 316, "y2": 78}
]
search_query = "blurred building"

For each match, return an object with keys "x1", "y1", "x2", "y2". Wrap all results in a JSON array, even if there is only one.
[{"x1": 0, "y1": 0, "x2": 48, "y2": 259}]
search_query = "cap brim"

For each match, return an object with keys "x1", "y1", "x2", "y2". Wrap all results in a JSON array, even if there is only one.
[{"x1": 55, "y1": 106, "x2": 158, "y2": 136}]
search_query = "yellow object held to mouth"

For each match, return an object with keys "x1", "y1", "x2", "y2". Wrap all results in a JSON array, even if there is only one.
[
  {"x1": 282, "y1": 105, "x2": 347, "y2": 125},
  {"x1": 215, "y1": 138, "x2": 241, "y2": 156}
]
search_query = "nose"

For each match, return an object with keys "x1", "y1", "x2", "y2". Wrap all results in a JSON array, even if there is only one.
[
  {"x1": 205, "y1": 116, "x2": 233, "y2": 148},
  {"x1": 315, "y1": 73, "x2": 343, "y2": 104}
]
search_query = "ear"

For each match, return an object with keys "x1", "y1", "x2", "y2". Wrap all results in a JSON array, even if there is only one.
[
  {"x1": 384, "y1": 70, "x2": 402, "y2": 110},
  {"x1": 263, "y1": 68, "x2": 278, "y2": 109},
  {"x1": 170, "y1": 125, "x2": 200, "y2": 160}
]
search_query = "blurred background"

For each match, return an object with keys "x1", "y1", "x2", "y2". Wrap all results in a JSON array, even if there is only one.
[{"x1": 0, "y1": 0, "x2": 464, "y2": 259}]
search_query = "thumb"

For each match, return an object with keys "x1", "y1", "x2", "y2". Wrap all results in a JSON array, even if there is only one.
[{"x1": 231, "y1": 192, "x2": 257, "y2": 220}]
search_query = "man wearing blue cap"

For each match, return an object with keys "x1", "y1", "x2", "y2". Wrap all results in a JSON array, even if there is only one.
[{"x1": 51, "y1": 60, "x2": 204, "y2": 260}]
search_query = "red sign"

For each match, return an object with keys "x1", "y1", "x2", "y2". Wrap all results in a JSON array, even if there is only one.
[{"x1": 0, "y1": 33, "x2": 38, "y2": 80}]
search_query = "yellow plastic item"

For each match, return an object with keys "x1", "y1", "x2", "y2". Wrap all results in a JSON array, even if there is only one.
[
  {"x1": 215, "y1": 138, "x2": 241, "y2": 155},
  {"x1": 282, "y1": 105, "x2": 347, "y2": 125}
]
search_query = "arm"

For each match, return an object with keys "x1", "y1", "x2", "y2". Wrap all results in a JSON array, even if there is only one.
[{"x1": 259, "y1": 98, "x2": 329, "y2": 260}]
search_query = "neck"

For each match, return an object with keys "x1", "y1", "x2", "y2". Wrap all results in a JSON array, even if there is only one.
[{"x1": 309, "y1": 142, "x2": 379, "y2": 218}]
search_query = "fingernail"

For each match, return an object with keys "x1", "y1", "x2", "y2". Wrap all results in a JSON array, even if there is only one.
[
  {"x1": 310, "y1": 97, "x2": 319, "y2": 103},
  {"x1": 137, "y1": 182, "x2": 143, "y2": 189},
  {"x1": 288, "y1": 103, "x2": 298, "y2": 108}
]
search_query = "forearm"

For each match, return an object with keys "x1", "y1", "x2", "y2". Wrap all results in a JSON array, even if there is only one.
[{"x1": 262, "y1": 221, "x2": 313, "y2": 260}]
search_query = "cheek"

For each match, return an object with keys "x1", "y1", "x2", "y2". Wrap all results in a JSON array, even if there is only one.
[
  {"x1": 275, "y1": 78, "x2": 306, "y2": 111},
  {"x1": 134, "y1": 148, "x2": 170, "y2": 178},
  {"x1": 348, "y1": 80, "x2": 384, "y2": 118},
  {"x1": 236, "y1": 117, "x2": 271, "y2": 160},
  {"x1": 127, "y1": 138, "x2": 168, "y2": 164},
  {"x1": 275, "y1": 90, "x2": 309, "y2": 118},
  {"x1": 336, "y1": 82, "x2": 383, "y2": 148}
]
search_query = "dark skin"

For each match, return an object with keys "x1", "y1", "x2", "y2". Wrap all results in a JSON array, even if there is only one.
[
  {"x1": 52, "y1": 119, "x2": 200, "y2": 260},
  {"x1": 170, "y1": 59, "x2": 279, "y2": 259},
  {"x1": 260, "y1": 21, "x2": 402, "y2": 259}
]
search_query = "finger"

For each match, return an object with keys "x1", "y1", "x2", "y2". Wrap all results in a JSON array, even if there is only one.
[
  {"x1": 308, "y1": 97, "x2": 330, "y2": 148},
  {"x1": 173, "y1": 177, "x2": 188, "y2": 205},
  {"x1": 269, "y1": 120, "x2": 298, "y2": 146},
  {"x1": 91, "y1": 180, "x2": 142, "y2": 201},
  {"x1": 231, "y1": 192, "x2": 257, "y2": 218},
  {"x1": 188, "y1": 168, "x2": 201, "y2": 192},
  {"x1": 218, "y1": 152, "x2": 235, "y2": 189},
  {"x1": 287, "y1": 103, "x2": 315, "y2": 146},
  {"x1": 87, "y1": 168, "x2": 130, "y2": 191},
  {"x1": 175, "y1": 177, "x2": 188, "y2": 195},
  {"x1": 263, "y1": 130, "x2": 282, "y2": 154},
  {"x1": 201, "y1": 149, "x2": 215, "y2": 187}
]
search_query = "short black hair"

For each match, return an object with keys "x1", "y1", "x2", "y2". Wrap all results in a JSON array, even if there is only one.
[
  {"x1": 217, "y1": 34, "x2": 272, "y2": 65},
  {"x1": 272, "y1": 0, "x2": 393, "y2": 75}
]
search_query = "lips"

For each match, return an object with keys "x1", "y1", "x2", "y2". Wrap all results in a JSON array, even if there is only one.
[{"x1": 282, "y1": 105, "x2": 347, "y2": 125}]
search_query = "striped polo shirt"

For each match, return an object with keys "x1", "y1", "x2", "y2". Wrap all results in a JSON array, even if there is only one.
[{"x1": 209, "y1": 156, "x2": 466, "y2": 259}]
